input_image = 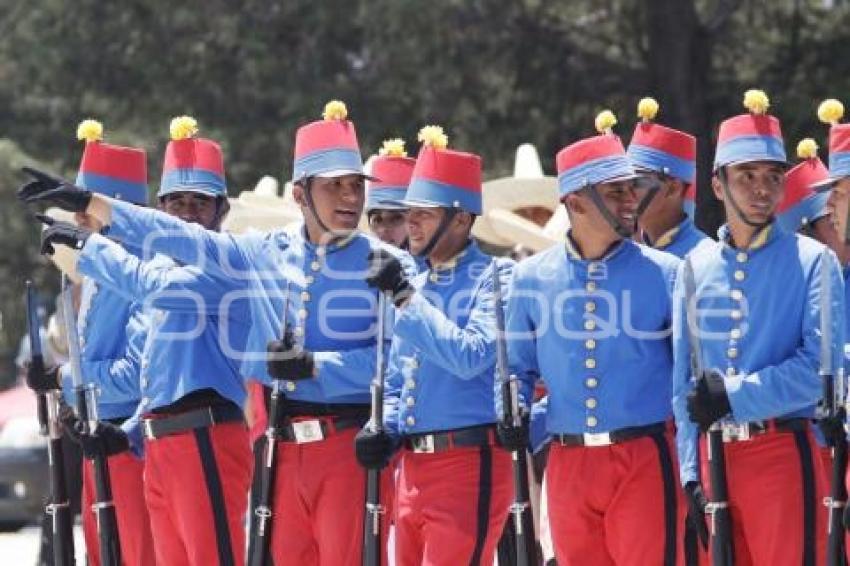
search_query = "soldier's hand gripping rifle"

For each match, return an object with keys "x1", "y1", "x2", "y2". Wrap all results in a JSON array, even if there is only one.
[
  {"x1": 248, "y1": 284, "x2": 292, "y2": 566},
  {"x1": 683, "y1": 258, "x2": 734, "y2": 566},
  {"x1": 26, "y1": 281, "x2": 76, "y2": 566},
  {"x1": 61, "y1": 275, "x2": 121, "y2": 566},
  {"x1": 816, "y1": 249, "x2": 848, "y2": 566},
  {"x1": 362, "y1": 291, "x2": 390, "y2": 566},
  {"x1": 492, "y1": 263, "x2": 537, "y2": 566}
]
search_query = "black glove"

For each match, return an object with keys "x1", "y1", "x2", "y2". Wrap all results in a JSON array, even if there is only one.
[
  {"x1": 25, "y1": 359, "x2": 60, "y2": 393},
  {"x1": 683, "y1": 481, "x2": 710, "y2": 551},
  {"x1": 38, "y1": 214, "x2": 92, "y2": 255},
  {"x1": 365, "y1": 249, "x2": 414, "y2": 307},
  {"x1": 497, "y1": 416, "x2": 529, "y2": 452},
  {"x1": 18, "y1": 167, "x2": 93, "y2": 212},
  {"x1": 818, "y1": 407, "x2": 847, "y2": 448},
  {"x1": 354, "y1": 426, "x2": 397, "y2": 470},
  {"x1": 60, "y1": 406, "x2": 129, "y2": 458},
  {"x1": 266, "y1": 327, "x2": 315, "y2": 381},
  {"x1": 687, "y1": 369, "x2": 731, "y2": 431}
]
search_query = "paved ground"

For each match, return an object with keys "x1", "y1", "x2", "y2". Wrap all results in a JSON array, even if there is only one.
[{"x1": 0, "y1": 523, "x2": 85, "y2": 565}]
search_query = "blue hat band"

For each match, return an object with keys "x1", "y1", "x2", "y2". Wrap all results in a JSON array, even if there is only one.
[
  {"x1": 627, "y1": 144, "x2": 695, "y2": 184},
  {"x1": 828, "y1": 151, "x2": 850, "y2": 180},
  {"x1": 558, "y1": 155, "x2": 635, "y2": 197},
  {"x1": 159, "y1": 169, "x2": 226, "y2": 198},
  {"x1": 714, "y1": 135, "x2": 786, "y2": 170},
  {"x1": 405, "y1": 178, "x2": 482, "y2": 215},
  {"x1": 367, "y1": 187, "x2": 408, "y2": 211},
  {"x1": 76, "y1": 172, "x2": 147, "y2": 205},
  {"x1": 777, "y1": 192, "x2": 829, "y2": 232},
  {"x1": 293, "y1": 148, "x2": 363, "y2": 180}
]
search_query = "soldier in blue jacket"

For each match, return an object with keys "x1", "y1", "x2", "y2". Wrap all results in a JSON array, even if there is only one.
[
  {"x1": 503, "y1": 111, "x2": 684, "y2": 565},
  {"x1": 627, "y1": 97, "x2": 709, "y2": 258},
  {"x1": 24, "y1": 120, "x2": 156, "y2": 566},
  {"x1": 22, "y1": 116, "x2": 253, "y2": 566},
  {"x1": 672, "y1": 90, "x2": 845, "y2": 564},
  {"x1": 355, "y1": 125, "x2": 515, "y2": 565},
  {"x1": 22, "y1": 102, "x2": 412, "y2": 566}
]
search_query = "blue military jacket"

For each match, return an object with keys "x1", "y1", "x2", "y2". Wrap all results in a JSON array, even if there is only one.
[
  {"x1": 383, "y1": 241, "x2": 514, "y2": 435},
  {"x1": 506, "y1": 235, "x2": 680, "y2": 435},
  {"x1": 78, "y1": 234, "x2": 251, "y2": 412},
  {"x1": 646, "y1": 216, "x2": 709, "y2": 259},
  {"x1": 671, "y1": 223, "x2": 845, "y2": 485},
  {"x1": 60, "y1": 275, "x2": 145, "y2": 420},
  {"x1": 102, "y1": 200, "x2": 414, "y2": 406}
]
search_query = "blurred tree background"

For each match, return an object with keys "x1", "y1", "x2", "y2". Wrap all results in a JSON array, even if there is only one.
[{"x1": 0, "y1": 0, "x2": 848, "y2": 386}]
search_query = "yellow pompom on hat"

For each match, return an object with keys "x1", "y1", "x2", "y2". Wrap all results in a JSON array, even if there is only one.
[
  {"x1": 594, "y1": 110, "x2": 618, "y2": 135},
  {"x1": 818, "y1": 99, "x2": 844, "y2": 126},
  {"x1": 76, "y1": 119, "x2": 103, "y2": 143},
  {"x1": 292, "y1": 99, "x2": 367, "y2": 180},
  {"x1": 417, "y1": 125, "x2": 449, "y2": 150},
  {"x1": 379, "y1": 138, "x2": 407, "y2": 157},
  {"x1": 796, "y1": 138, "x2": 819, "y2": 160},
  {"x1": 714, "y1": 88, "x2": 786, "y2": 170},
  {"x1": 637, "y1": 98, "x2": 659, "y2": 123},
  {"x1": 74, "y1": 118, "x2": 147, "y2": 205},
  {"x1": 814, "y1": 98, "x2": 850, "y2": 189},
  {"x1": 160, "y1": 115, "x2": 226, "y2": 198},
  {"x1": 169, "y1": 116, "x2": 199, "y2": 141}
]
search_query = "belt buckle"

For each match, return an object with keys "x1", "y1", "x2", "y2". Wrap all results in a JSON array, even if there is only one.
[
  {"x1": 412, "y1": 435, "x2": 435, "y2": 453},
  {"x1": 582, "y1": 432, "x2": 612, "y2": 447},
  {"x1": 292, "y1": 420, "x2": 324, "y2": 443},
  {"x1": 721, "y1": 423, "x2": 750, "y2": 442},
  {"x1": 142, "y1": 419, "x2": 155, "y2": 440}
]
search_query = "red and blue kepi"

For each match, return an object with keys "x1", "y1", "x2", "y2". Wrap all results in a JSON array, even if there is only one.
[
  {"x1": 292, "y1": 100, "x2": 371, "y2": 182},
  {"x1": 367, "y1": 138, "x2": 415, "y2": 211},
  {"x1": 714, "y1": 89, "x2": 786, "y2": 170},
  {"x1": 556, "y1": 110, "x2": 637, "y2": 198},
  {"x1": 388, "y1": 126, "x2": 482, "y2": 215},
  {"x1": 778, "y1": 138, "x2": 829, "y2": 231},
  {"x1": 627, "y1": 97, "x2": 697, "y2": 215},
  {"x1": 159, "y1": 116, "x2": 226, "y2": 198},
  {"x1": 75, "y1": 119, "x2": 147, "y2": 205}
]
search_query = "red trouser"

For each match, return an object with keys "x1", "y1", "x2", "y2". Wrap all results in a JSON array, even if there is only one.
[
  {"x1": 82, "y1": 451, "x2": 156, "y2": 566},
  {"x1": 269, "y1": 425, "x2": 394, "y2": 566},
  {"x1": 394, "y1": 444, "x2": 513, "y2": 566},
  {"x1": 144, "y1": 421, "x2": 252, "y2": 566},
  {"x1": 700, "y1": 426, "x2": 826, "y2": 565},
  {"x1": 546, "y1": 430, "x2": 684, "y2": 566}
]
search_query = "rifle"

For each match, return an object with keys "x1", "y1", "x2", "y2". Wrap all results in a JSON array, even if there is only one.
[
  {"x1": 248, "y1": 283, "x2": 291, "y2": 566},
  {"x1": 26, "y1": 281, "x2": 76, "y2": 566},
  {"x1": 61, "y1": 275, "x2": 121, "y2": 566},
  {"x1": 492, "y1": 262, "x2": 537, "y2": 566},
  {"x1": 362, "y1": 291, "x2": 390, "y2": 566},
  {"x1": 683, "y1": 258, "x2": 733, "y2": 566},
  {"x1": 817, "y1": 249, "x2": 848, "y2": 566}
]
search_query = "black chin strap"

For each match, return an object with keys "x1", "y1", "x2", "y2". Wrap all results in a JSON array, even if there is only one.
[
  {"x1": 301, "y1": 177, "x2": 354, "y2": 245},
  {"x1": 586, "y1": 184, "x2": 634, "y2": 239},
  {"x1": 635, "y1": 186, "x2": 660, "y2": 221},
  {"x1": 416, "y1": 208, "x2": 459, "y2": 258},
  {"x1": 718, "y1": 167, "x2": 773, "y2": 229}
]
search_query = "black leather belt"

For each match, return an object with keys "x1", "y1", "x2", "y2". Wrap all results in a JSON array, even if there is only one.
[
  {"x1": 554, "y1": 422, "x2": 668, "y2": 447},
  {"x1": 404, "y1": 424, "x2": 499, "y2": 454},
  {"x1": 275, "y1": 415, "x2": 366, "y2": 444},
  {"x1": 716, "y1": 417, "x2": 809, "y2": 443},
  {"x1": 142, "y1": 404, "x2": 244, "y2": 440}
]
